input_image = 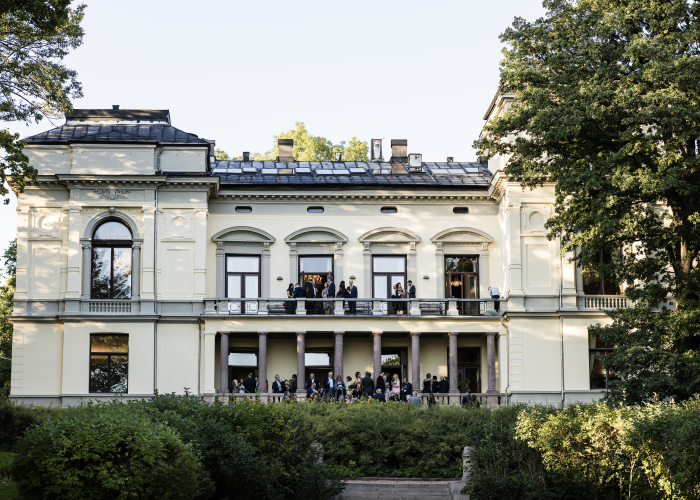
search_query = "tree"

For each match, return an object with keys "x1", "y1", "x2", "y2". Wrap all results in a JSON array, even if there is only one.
[
  {"x1": 0, "y1": 2, "x2": 85, "y2": 204},
  {"x1": 0, "y1": 238, "x2": 16, "y2": 401},
  {"x1": 218, "y1": 122, "x2": 368, "y2": 161},
  {"x1": 475, "y1": 0, "x2": 700, "y2": 402}
]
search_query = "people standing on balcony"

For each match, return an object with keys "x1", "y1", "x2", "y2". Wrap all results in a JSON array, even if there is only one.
[
  {"x1": 244, "y1": 373, "x2": 256, "y2": 393},
  {"x1": 423, "y1": 373, "x2": 432, "y2": 393},
  {"x1": 438, "y1": 376, "x2": 449, "y2": 393},
  {"x1": 347, "y1": 280, "x2": 358, "y2": 315},
  {"x1": 304, "y1": 279, "x2": 316, "y2": 314},
  {"x1": 401, "y1": 377, "x2": 413, "y2": 402},
  {"x1": 393, "y1": 283, "x2": 407, "y2": 314},
  {"x1": 361, "y1": 371, "x2": 374, "y2": 397},
  {"x1": 488, "y1": 285, "x2": 500, "y2": 312},
  {"x1": 328, "y1": 276, "x2": 336, "y2": 299},
  {"x1": 272, "y1": 374, "x2": 283, "y2": 393},
  {"x1": 407, "y1": 280, "x2": 416, "y2": 299},
  {"x1": 286, "y1": 283, "x2": 296, "y2": 314},
  {"x1": 322, "y1": 282, "x2": 331, "y2": 314},
  {"x1": 432, "y1": 375, "x2": 439, "y2": 393}
]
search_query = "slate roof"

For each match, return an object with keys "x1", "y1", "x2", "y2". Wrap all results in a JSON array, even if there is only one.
[
  {"x1": 23, "y1": 124, "x2": 209, "y2": 145},
  {"x1": 212, "y1": 161, "x2": 492, "y2": 188}
]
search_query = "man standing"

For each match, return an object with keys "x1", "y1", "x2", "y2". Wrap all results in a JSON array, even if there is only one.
[
  {"x1": 408, "y1": 391, "x2": 422, "y2": 407},
  {"x1": 361, "y1": 371, "x2": 374, "y2": 397},
  {"x1": 324, "y1": 371, "x2": 335, "y2": 401},
  {"x1": 400, "y1": 377, "x2": 413, "y2": 402},
  {"x1": 327, "y1": 276, "x2": 336, "y2": 299},
  {"x1": 438, "y1": 376, "x2": 449, "y2": 393},
  {"x1": 423, "y1": 373, "x2": 432, "y2": 393},
  {"x1": 290, "y1": 374, "x2": 298, "y2": 393},
  {"x1": 307, "y1": 372, "x2": 318, "y2": 392},
  {"x1": 407, "y1": 280, "x2": 416, "y2": 299},
  {"x1": 488, "y1": 284, "x2": 500, "y2": 312},
  {"x1": 347, "y1": 280, "x2": 358, "y2": 315},
  {"x1": 432, "y1": 375, "x2": 439, "y2": 394},
  {"x1": 243, "y1": 372, "x2": 256, "y2": 393},
  {"x1": 376, "y1": 371, "x2": 386, "y2": 395},
  {"x1": 272, "y1": 374, "x2": 283, "y2": 393}
]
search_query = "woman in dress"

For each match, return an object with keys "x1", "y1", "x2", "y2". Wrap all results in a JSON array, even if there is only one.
[
  {"x1": 285, "y1": 283, "x2": 295, "y2": 314},
  {"x1": 304, "y1": 279, "x2": 315, "y2": 314},
  {"x1": 391, "y1": 373, "x2": 401, "y2": 401},
  {"x1": 335, "y1": 374, "x2": 346, "y2": 401},
  {"x1": 396, "y1": 283, "x2": 407, "y2": 314},
  {"x1": 322, "y1": 282, "x2": 330, "y2": 314},
  {"x1": 338, "y1": 281, "x2": 348, "y2": 314}
]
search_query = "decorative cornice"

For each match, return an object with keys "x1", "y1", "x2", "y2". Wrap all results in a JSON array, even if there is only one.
[{"x1": 211, "y1": 193, "x2": 494, "y2": 204}]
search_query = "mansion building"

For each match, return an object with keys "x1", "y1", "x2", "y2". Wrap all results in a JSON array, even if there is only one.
[{"x1": 8, "y1": 100, "x2": 622, "y2": 406}]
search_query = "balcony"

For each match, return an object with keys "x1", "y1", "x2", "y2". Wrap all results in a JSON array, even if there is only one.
[
  {"x1": 577, "y1": 295, "x2": 630, "y2": 310},
  {"x1": 203, "y1": 297, "x2": 504, "y2": 317}
]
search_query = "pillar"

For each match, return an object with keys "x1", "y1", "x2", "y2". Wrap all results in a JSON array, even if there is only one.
[
  {"x1": 334, "y1": 332, "x2": 344, "y2": 379},
  {"x1": 65, "y1": 205, "x2": 82, "y2": 300},
  {"x1": 81, "y1": 244, "x2": 91, "y2": 299},
  {"x1": 449, "y1": 332, "x2": 459, "y2": 394},
  {"x1": 216, "y1": 242, "x2": 225, "y2": 298},
  {"x1": 259, "y1": 332, "x2": 268, "y2": 397},
  {"x1": 485, "y1": 332, "x2": 497, "y2": 393},
  {"x1": 410, "y1": 332, "x2": 420, "y2": 391},
  {"x1": 131, "y1": 243, "x2": 141, "y2": 300},
  {"x1": 203, "y1": 332, "x2": 216, "y2": 394},
  {"x1": 373, "y1": 331, "x2": 382, "y2": 380},
  {"x1": 219, "y1": 332, "x2": 230, "y2": 393},
  {"x1": 296, "y1": 332, "x2": 306, "y2": 396}
]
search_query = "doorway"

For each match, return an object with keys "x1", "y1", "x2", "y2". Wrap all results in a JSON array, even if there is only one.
[
  {"x1": 381, "y1": 348, "x2": 407, "y2": 393},
  {"x1": 228, "y1": 349, "x2": 259, "y2": 393},
  {"x1": 447, "y1": 347, "x2": 481, "y2": 393},
  {"x1": 299, "y1": 256, "x2": 333, "y2": 314},
  {"x1": 445, "y1": 256, "x2": 479, "y2": 315}
]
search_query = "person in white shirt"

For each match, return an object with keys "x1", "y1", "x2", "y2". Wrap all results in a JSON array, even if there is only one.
[{"x1": 488, "y1": 285, "x2": 500, "y2": 312}]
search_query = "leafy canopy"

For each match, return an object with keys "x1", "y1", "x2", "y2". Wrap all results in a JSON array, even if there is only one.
[
  {"x1": 475, "y1": 0, "x2": 700, "y2": 402},
  {"x1": 0, "y1": 2, "x2": 85, "y2": 204},
  {"x1": 217, "y1": 121, "x2": 368, "y2": 161}
]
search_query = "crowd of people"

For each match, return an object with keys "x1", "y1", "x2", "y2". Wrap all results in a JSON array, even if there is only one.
[{"x1": 230, "y1": 370, "x2": 480, "y2": 407}]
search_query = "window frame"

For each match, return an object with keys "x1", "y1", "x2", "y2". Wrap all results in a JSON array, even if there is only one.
[
  {"x1": 225, "y1": 254, "x2": 262, "y2": 298},
  {"x1": 371, "y1": 255, "x2": 408, "y2": 298},
  {"x1": 90, "y1": 220, "x2": 133, "y2": 300},
  {"x1": 583, "y1": 249, "x2": 621, "y2": 295},
  {"x1": 89, "y1": 334, "x2": 129, "y2": 394}
]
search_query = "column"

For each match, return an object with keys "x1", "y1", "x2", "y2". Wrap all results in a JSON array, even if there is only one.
[
  {"x1": 410, "y1": 332, "x2": 420, "y2": 390},
  {"x1": 334, "y1": 242, "x2": 344, "y2": 282},
  {"x1": 373, "y1": 331, "x2": 382, "y2": 380},
  {"x1": 81, "y1": 244, "x2": 91, "y2": 300},
  {"x1": 258, "y1": 332, "x2": 268, "y2": 399},
  {"x1": 59, "y1": 207, "x2": 69, "y2": 299},
  {"x1": 65, "y1": 206, "x2": 82, "y2": 300},
  {"x1": 407, "y1": 242, "x2": 417, "y2": 285},
  {"x1": 261, "y1": 243, "x2": 271, "y2": 298},
  {"x1": 296, "y1": 332, "x2": 306, "y2": 396},
  {"x1": 131, "y1": 243, "x2": 141, "y2": 300},
  {"x1": 203, "y1": 332, "x2": 216, "y2": 394},
  {"x1": 141, "y1": 207, "x2": 155, "y2": 301},
  {"x1": 216, "y1": 242, "x2": 225, "y2": 298},
  {"x1": 334, "y1": 332, "x2": 344, "y2": 379},
  {"x1": 507, "y1": 204, "x2": 524, "y2": 310},
  {"x1": 449, "y1": 332, "x2": 459, "y2": 394},
  {"x1": 219, "y1": 332, "x2": 230, "y2": 393},
  {"x1": 363, "y1": 242, "x2": 372, "y2": 297},
  {"x1": 479, "y1": 243, "x2": 490, "y2": 300},
  {"x1": 485, "y1": 332, "x2": 498, "y2": 408}
]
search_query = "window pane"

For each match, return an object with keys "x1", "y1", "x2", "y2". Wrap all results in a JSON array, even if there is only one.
[
  {"x1": 374, "y1": 275, "x2": 388, "y2": 298},
  {"x1": 89, "y1": 355, "x2": 110, "y2": 392},
  {"x1": 109, "y1": 355, "x2": 128, "y2": 393},
  {"x1": 391, "y1": 275, "x2": 405, "y2": 293},
  {"x1": 466, "y1": 275, "x2": 477, "y2": 298},
  {"x1": 373, "y1": 257, "x2": 405, "y2": 273},
  {"x1": 229, "y1": 352, "x2": 257, "y2": 366},
  {"x1": 227, "y1": 256, "x2": 259, "y2": 273},
  {"x1": 457, "y1": 348, "x2": 480, "y2": 365},
  {"x1": 305, "y1": 352, "x2": 331, "y2": 366},
  {"x1": 381, "y1": 353, "x2": 401, "y2": 365},
  {"x1": 94, "y1": 221, "x2": 131, "y2": 240},
  {"x1": 227, "y1": 275, "x2": 241, "y2": 298},
  {"x1": 299, "y1": 257, "x2": 332, "y2": 273},
  {"x1": 445, "y1": 257, "x2": 477, "y2": 273},
  {"x1": 244, "y1": 275, "x2": 259, "y2": 298},
  {"x1": 589, "y1": 357, "x2": 607, "y2": 389},
  {"x1": 112, "y1": 248, "x2": 132, "y2": 299},
  {"x1": 91, "y1": 248, "x2": 111, "y2": 299},
  {"x1": 91, "y1": 335, "x2": 129, "y2": 353}
]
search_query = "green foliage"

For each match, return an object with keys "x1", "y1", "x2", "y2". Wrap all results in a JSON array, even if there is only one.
[
  {"x1": 0, "y1": 452, "x2": 18, "y2": 500},
  {"x1": 6, "y1": 401, "x2": 212, "y2": 500},
  {"x1": 0, "y1": 2, "x2": 85, "y2": 204},
  {"x1": 219, "y1": 122, "x2": 369, "y2": 162},
  {"x1": 0, "y1": 239, "x2": 16, "y2": 401},
  {"x1": 474, "y1": 0, "x2": 700, "y2": 403},
  {"x1": 0, "y1": 400, "x2": 63, "y2": 451}
]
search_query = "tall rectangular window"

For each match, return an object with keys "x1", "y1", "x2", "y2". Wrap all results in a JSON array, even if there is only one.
[
  {"x1": 372, "y1": 256, "x2": 407, "y2": 298},
  {"x1": 589, "y1": 336, "x2": 616, "y2": 389},
  {"x1": 89, "y1": 334, "x2": 128, "y2": 393},
  {"x1": 583, "y1": 250, "x2": 621, "y2": 295},
  {"x1": 226, "y1": 255, "x2": 260, "y2": 298}
]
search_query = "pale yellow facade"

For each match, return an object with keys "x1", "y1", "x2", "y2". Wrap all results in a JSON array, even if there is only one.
[{"x1": 8, "y1": 104, "x2": 621, "y2": 406}]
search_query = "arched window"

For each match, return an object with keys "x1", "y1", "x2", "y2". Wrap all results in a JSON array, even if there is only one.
[{"x1": 91, "y1": 221, "x2": 132, "y2": 299}]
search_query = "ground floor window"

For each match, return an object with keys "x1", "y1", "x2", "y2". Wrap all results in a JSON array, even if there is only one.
[
  {"x1": 305, "y1": 349, "x2": 333, "y2": 383},
  {"x1": 589, "y1": 336, "x2": 616, "y2": 389},
  {"x1": 447, "y1": 346, "x2": 481, "y2": 392},
  {"x1": 89, "y1": 334, "x2": 128, "y2": 393}
]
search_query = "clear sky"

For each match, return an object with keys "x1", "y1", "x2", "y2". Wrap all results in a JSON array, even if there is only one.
[{"x1": 0, "y1": 0, "x2": 547, "y2": 257}]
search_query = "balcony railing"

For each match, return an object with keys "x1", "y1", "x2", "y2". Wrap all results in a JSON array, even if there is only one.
[
  {"x1": 204, "y1": 297, "x2": 504, "y2": 317},
  {"x1": 87, "y1": 300, "x2": 133, "y2": 314},
  {"x1": 578, "y1": 295, "x2": 630, "y2": 310}
]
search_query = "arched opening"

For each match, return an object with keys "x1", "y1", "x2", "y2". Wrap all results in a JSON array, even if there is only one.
[{"x1": 91, "y1": 220, "x2": 133, "y2": 299}]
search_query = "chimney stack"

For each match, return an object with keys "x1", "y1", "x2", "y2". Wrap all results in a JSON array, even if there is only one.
[
  {"x1": 278, "y1": 139, "x2": 294, "y2": 162},
  {"x1": 370, "y1": 139, "x2": 382, "y2": 162},
  {"x1": 446, "y1": 157, "x2": 454, "y2": 163},
  {"x1": 242, "y1": 152, "x2": 250, "y2": 162},
  {"x1": 112, "y1": 105, "x2": 120, "y2": 110},
  {"x1": 335, "y1": 152, "x2": 342, "y2": 161},
  {"x1": 390, "y1": 139, "x2": 408, "y2": 163}
]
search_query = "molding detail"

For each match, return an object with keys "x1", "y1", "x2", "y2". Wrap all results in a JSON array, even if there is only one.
[
  {"x1": 94, "y1": 188, "x2": 130, "y2": 200},
  {"x1": 81, "y1": 208, "x2": 144, "y2": 238},
  {"x1": 358, "y1": 227, "x2": 421, "y2": 244},
  {"x1": 284, "y1": 227, "x2": 348, "y2": 245},
  {"x1": 211, "y1": 226, "x2": 276, "y2": 244},
  {"x1": 430, "y1": 227, "x2": 494, "y2": 244}
]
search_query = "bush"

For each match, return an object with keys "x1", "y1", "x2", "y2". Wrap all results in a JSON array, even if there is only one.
[
  {"x1": 6, "y1": 402, "x2": 213, "y2": 500},
  {"x1": 0, "y1": 400, "x2": 63, "y2": 451}
]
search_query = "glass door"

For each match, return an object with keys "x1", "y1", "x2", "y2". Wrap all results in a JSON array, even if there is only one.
[
  {"x1": 445, "y1": 256, "x2": 479, "y2": 315},
  {"x1": 372, "y1": 256, "x2": 407, "y2": 315}
]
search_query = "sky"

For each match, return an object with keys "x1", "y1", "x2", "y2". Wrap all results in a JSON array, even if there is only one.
[{"x1": 0, "y1": 0, "x2": 547, "y2": 257}]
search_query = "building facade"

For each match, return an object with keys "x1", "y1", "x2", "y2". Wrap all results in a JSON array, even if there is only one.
[{"x1": 8, "y1": 101, "x2": 623, "y2": 406}]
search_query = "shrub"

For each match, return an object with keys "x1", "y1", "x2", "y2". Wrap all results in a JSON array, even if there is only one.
[
  {"x1": 6, "y1": 401, "x2": 213, "y2": 500},
  {"x1": 0, "y1": 400, "x2": 63, "y2": 451}
]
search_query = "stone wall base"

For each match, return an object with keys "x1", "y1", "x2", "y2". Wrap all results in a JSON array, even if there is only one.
[{"x1": 339, "y1": 479, "x2": 469, "y2": 500}]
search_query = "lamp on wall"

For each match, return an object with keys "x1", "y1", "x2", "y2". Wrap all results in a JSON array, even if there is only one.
[
  {"x1": 349, "y1": 275, "x2": 356, "y2": 280},
  {"x1": 423, "y1": 275, "x2": 429, "y2": 280},
  {"x1": 277, "y1": 276, "x2": 283, "y2": 280}
]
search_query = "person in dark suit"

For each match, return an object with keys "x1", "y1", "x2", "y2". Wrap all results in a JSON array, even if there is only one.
[
  {"x1": 376, "y1": 372, "x2": 386, "y2": 394},
  {"x1": 347, "y1": 280, "x2": 358, "y2": 315},
  {"x1": 400, "y1": 378, "x2": 413, "y2": 402},
  {"x1": 438, "y1": 376, "x2": 449, "y2": 393},
  {"x1": 307, "y1": 382, "x2": 318, "y2": 399},
  {"x1": 361, "y1": 371, "x2": 374, "y2": 397},
  {"x1": 293, "y1": 283, "x2": 304, "y2": 314},
  {"x1": 423, "y1": 373, "x2": 432, "y2": 393},
  {"x1": 306, "y1": 373, "x2": 319, "y2": 391},
  {"x1": 371, "y1": 388, "x2": 386, "y2": 402},
  {"x1": 243, "y1": 373, "x2": 256, "y2": 393},
  {"x1": 327, "y1": 277, "x2": 336, "y2": 299},
  {"x1": 407, "y1": 280, "x2": 416, "y2": 299},
  {"x1": 304, "y1": 280, "x2": 315, "y2": 314},
  {"x1": 461, "y1": 389, "x2": 480, "y2": 408},
  {"x1": 323, "y1": 371, "x2": 335, "y2": 401},
  {"x1": 432, "y1": 375, "x2": 439, "y2": 394},
  {"x1": 290, "y1": 374, "x2": 298, "y2": 394},
  {"x1": 272, "y1": 374, "x2": 283, "y2": 393}
]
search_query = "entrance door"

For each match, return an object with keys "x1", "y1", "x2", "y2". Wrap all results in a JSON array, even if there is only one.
[
  {"x1": 299, "y1": 256, "x2": 333, "y2": 314},
  {"x1": 448, "y1": 347, "x2": 481, "y2": 393}
]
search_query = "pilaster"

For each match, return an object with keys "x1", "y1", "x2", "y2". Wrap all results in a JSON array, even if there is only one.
[{"x1": 193, "y1": 209, "x2": 208, "y2": 298}]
